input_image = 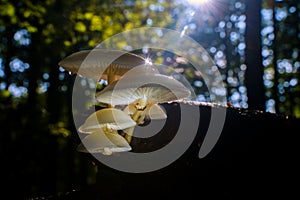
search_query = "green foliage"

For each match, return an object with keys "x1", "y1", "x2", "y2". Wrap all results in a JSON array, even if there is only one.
[
  {"x1": 0, "y1": 0, "x2": 17, "y2": 24},
  {"x1": 49, "y1": 121, "x2": 71, "y2": 138}
]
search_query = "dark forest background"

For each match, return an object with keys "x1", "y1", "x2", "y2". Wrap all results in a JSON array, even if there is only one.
[{"x1": 0, "y1": 0, "x2": 299, "y2": 199}]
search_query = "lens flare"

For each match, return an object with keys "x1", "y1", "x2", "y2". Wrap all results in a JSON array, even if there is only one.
[
  {"x1": 144, "y1": 58, "x2": 153, "y2": 65},
  {"x1": 187, "y1": 0, "x2": 209, "y2": 6}
]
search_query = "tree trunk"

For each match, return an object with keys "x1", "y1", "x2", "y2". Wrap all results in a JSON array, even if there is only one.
[{"x1": 245, "y1": 0, "x2": 266, "y2": 111}]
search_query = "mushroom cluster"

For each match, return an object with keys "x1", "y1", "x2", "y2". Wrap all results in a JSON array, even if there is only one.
[{"x1": 59, "y1": 49, "x2": 191, "y2": 155}]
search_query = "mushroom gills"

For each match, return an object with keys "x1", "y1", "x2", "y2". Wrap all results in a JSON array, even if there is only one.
[{"x1": 95, "y1": 73, "x2": 191, "y2": 106}]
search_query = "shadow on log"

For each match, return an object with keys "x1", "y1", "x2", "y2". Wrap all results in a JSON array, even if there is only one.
[{"x1": 34, "y1": 102, "x2": 299, "y2": 199}]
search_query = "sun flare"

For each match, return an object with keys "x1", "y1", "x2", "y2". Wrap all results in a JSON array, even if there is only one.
[{"x1": 187, "y1": 0, "x2": 209, "y2": 6}]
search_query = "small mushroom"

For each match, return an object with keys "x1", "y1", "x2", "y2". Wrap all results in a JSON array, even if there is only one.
[
  {"x1": 58, "y1": 49, "x2": 147, "y2": 83},
  {"x1": 78, "y1": 107, "x2": 136, "y2": 134},
  {"x1": 77, "y1": 128, "x2": 131, "y2": 155},
  {"x1": 96, "y1": 73, "x2": 191, "y2": 142}
]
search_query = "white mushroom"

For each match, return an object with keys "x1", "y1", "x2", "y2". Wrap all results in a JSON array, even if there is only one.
[
  {"x1": 77, "y1": 128, "x2": 131, "y2": 155},
  {"x1": 95, "y1": 73, "x2": 191, "y2": 110},
  {"x1": 78, "y1": 107, "x2": 136, "y2": 134},
  {"x1": 95, "y1": 73, "x2": 191, "y2": 142},
  {"x1": 58, "y1": 49, "x2": 147, "y2": 83}
]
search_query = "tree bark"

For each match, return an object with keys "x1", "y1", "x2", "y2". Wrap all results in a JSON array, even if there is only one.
[{"x1": 245, "y1": 0, "x2": 266, "y2": 111}]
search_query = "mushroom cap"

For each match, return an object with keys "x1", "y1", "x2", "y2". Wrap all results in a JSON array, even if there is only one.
[
  {"x1": 58, "y1": 49, "x2": 146, "y2": 80},
  {"x1": 95, "y1": 73, "x2": 191, "y2": 106},
  {"x1": 78, "y1": 108, "x2": 136, "y2": 134},
  {"x1": 118, "y1": 64, "x2": 160, "y2": 77},
  {"x1": 77, "y1": 129, "x2": 131, "y2": 155}
]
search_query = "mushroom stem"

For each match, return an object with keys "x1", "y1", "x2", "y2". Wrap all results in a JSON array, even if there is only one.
[
  {"x1": 107, "y1": 103, "x2": 113, "y2": 108},
  {"x1": 124, "y1": 126, "x2": 135, "y2": 143},
  {"x1": 135, "y1": 97, "x2": 148, "y2": 110},
  {"x1": 125, "y1": 102, "x2": 149, "y2": 143},
  {"x1": 125, "y1": 110, "x2": 143, "y2": 143},
  {"x1": 133, "y1": 97, "x2": 149, "y2": 122},
  {"x1": 104, "y1": 67, "x2": 114, "y2": 108},
  {"x1": 107, "y1": 68, "x2": 115, "y2": 84},
  {"x1": 132, "y1": 110, "x2": 144, "y2": 122}
]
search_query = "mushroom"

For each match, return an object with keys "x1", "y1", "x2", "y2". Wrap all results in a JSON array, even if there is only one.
[
  {"x1": 76, "y1": 128, "x2": 132, "y2": 155},
  {"x1": 95, "y1": 73, "x2": 191, "y2": 141},
  {"x1": 95, "y1": 73, "x2": 191, "y2": 112},
  {"x1": 58, "y1": 49, "x2": 147, "y2": 83},
  {"x1": 77, "y1": 107, "x2": 136, "y2": 155},
  {"x1": 78, "y1": 107, "x2": 136, "y2": 134}
]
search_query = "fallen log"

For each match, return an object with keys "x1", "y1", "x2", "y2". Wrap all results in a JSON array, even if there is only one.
[{"x1": 43, "y1": 102, "x2": 299, "y2": 199}]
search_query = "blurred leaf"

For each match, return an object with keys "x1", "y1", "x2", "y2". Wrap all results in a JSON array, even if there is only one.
[
  {"x1": 75, "y1": 21, "x2": 86, "y2": 32},
  {"x1": 0, "y1": 90, "x2": 11, "y2": 98}
]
